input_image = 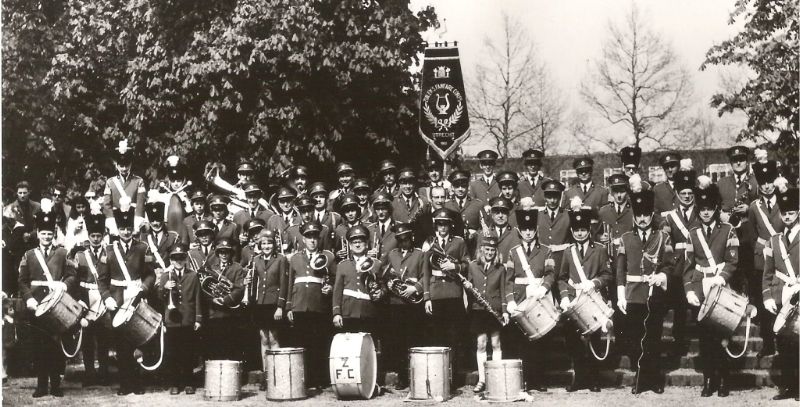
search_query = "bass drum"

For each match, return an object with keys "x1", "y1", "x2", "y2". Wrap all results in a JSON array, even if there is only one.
[
  {"x1": 265, "y1": 347, "x2": 307, "y2": 401},
  {"x1": 35, "y1": 289, "x2": 84, "y2": 335},
  {"x1": 408, "y1": 347, "x2": 451, "y2": 401},
  {"x1": 329, "y1": 332, "x2": 377, "y2": 400}
]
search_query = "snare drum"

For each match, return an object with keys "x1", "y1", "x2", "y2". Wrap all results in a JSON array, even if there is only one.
[
  {"x1": 408, "y1": 347, "x2": 451, "y2": 401},
  {"x1": 265, "y1": 347, "x2": 307, "y2": 401},
  {"x1": 485, "y1": 359, "x2": 524, "y2": 402},
  {"x1": 563, "y1": 289, "x2": 613, "y2": 335},
  {"x1": 329, "y1": 332, "x2": 377, "y2": 400},
  {"x1": 111, "y1": 298, "x2": 162, "y2": 347},
  {"x1": 35, "y1": 289, "x2": 84, "y2": 334},
  {"x1": 698, "y1": 285, "x2": 749, "y2": 336},
  {"x1": 774, "y1": 304, "x2": 800, "y2": 342},
  {"x1": 513, "y1": 296, "x2": 560, "y2": 340},
  {"x1": 204, "y1": 360, "x2": 241, "y2": 401}
]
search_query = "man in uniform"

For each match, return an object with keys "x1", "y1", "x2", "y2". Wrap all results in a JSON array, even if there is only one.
[
  {"x1": 374, "y1": 159, "x2": 400, "y2": 198},
  {"x1": 469, "y1": 150, "x2": 501, "y2": 202},
  {"x1": 285, "y1": 221, "x2": 336, "y2": 390},
  {"x1": 683, "y1": 184, "x2": 740, "y2": 397},
  {"x1": 201, "y1": 238, "x2": 245, "y2": 361},
  {"x1": 380, "y1": 223, "x2": 424, "y2": 389},
  {"x1": 232, "y1": 182, "x2": 274, "y2": 232},
  {"x1": 189, "y1": 220, "x2": 217, "y2": 266},
  {"x1": 747, "y1": 160, "x2": 784, "y2": 356},
  {"x1": 616, "y1": 188, "x2": 674, "y2": 394},
  {"x1": 517, "y1": 148, "x2": 548, "y2": 206},
  {"x1": 475, "y1": 197, "x2": 519, "y2": 264},
  {"x1": 18, "y1": 202, "x2": 76, "y2": 397},
  {"x1": 367, "y1": 192, "x2": 397, "y2": 263},
  {"x1": 564, "y1": 157, "x2": 608, "y2": 214},
  {"x1": 653, "y1": 152, "x2": 682, "y2": 214},
  {"x1": 310, "y1": 182, "x2": 342, "y2": 234},
  {"x1": 718, "y1": 146, "x2": 758, "y2": 228},
  {"x1": 596, "y1": 173, "x2": 633, "y2": 247},
  {"x1": 393, "y1": 168, "x2": 426, "y2": 224},
  {"x1": 332, "y1": 225, "x2": 384, "y2": 335},
  {"x1": 497, "y1": 171, "x2": 520, "y2": 227},
  {"x1": 329, "y1": 162, "x2": 356, "y2": 212},
  {"x1": 445, "y1": 170, "x2": 485, "y2": 252},
  {"x1": 184, "y1": 190, "x2": 211, "y2": 243},
  {"x1": 103, "y1": 140, "x2": 147, "y2": 236},
  {"x1": 538, "y1": 180, "x2": 571, "y2": 267},
  {"x1": 762, "y1": 186, "x2": 800, "y2": 401},
  {"x1": 239, "y1": 218, "x2": 266, "y2": 265},
  {"x1": 285, "y1": 196, "x2": 333, "y2": 252},
  {"x1": 504, "y1": 209, "x2": 555, "y2": 392},
  {"x1": 353, "y1": 179, "x2": 375, "y2": 223},
  {"x1": 266, "y1": 187, "x2": 299, "y2": 254},
  {"x1": 413, "y1": 186, "x2": 451, "y2": 246},
  {"x1": 419, "y1": 158, "x2": 451, "y2": 203},
  {"x1": 3, "y1": 181, "x2": 41, "y2": 256},
  {"x1": 98, "y1": 196, "x2": 156, "y2": 396},
  {"x1": 208, "y1": 195, "x2": 240, "y2": 243},
  {"x1": 334, "y1": 194, "x2": 367, "y2": 260},
  {"x1": 288, "y1": 165, "x2": 309, "y2": 196},
  {"x1": 141, "y1": 200, "x2": 179, "y2": 311},
  {"x1": 619, "y1": 146, "x2": 650, "y2": 190}
]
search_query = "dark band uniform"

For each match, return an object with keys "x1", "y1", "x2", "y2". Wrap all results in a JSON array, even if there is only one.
[
  {"x1": 652, "y1": 152, "x2": 682, "y2": 214},
  {"x1": 201, "y1": 240, "x2": 245, "y2": 361}
]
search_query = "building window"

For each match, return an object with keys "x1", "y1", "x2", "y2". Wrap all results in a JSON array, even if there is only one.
[
  {"x1": 560, "y1": 169, "x2": 576, "y2": 185},
  {"x1": 648, "y1": 166, "x2": 665, "y2": 184},
  {"x1": 603, "y1": 167, "x2": 623, "y2": 186},
  {"x1": 707, "y1": 163, "x2": 732, "y2": 183}
]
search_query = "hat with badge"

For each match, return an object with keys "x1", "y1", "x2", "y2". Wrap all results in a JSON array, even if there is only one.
[
  {"x1": 336, "y1": 162, "x2": 355, "y2": 175},
  {"x1": 448, "y1": 170, "x2": 470, "y2": 184},
  {"x1": 113, "y1": 196, "x2": 136, "y2": 229},
  {"x1": 497, "y1": 171, "x2": 519, "y2": 187},
  {"x1": 276, "y1": 187, "x2": 297, "y2": 200},
  {"x1": 515, "y1": 209, "x2": 538, "y2": 230},
  {"x1": 215, "y1": 238, "x2": 236, "y2": 252},
  {"x1": 208, "y1": 194, "x2": 230, "y2": 209},
  {"x1": 477, "y1": 150, "x2": 499, "y2": 163},
  {"x1": 85, "y1": 212, "x2": 106, "y2": 235},
  {"x1": 378, "y1": 160, "x2": 397, "y2": 174},
  {"x1": 340, "y1": 194, "x2": 360, "y2": 211},
  {"x1": 169, "y1": 244, "x2": 189, "y2": 259},
  {"x1": 353, "y1": 179, "x2": 371, "y2": 193},
  {"x1": 165, "y1": 155, "x2": 187, "y2": 180},
  {"x1": 245, "y1": 218, "x2": 266, "y2": 234},
  {"x1": 145, "y1": 201, "x2": 166, "y2": 223},
  {"x1": 629, "y1": 189, "x2": 655, "y2": 217},
  {"x1": 573, "y1": 156, "x2": 594, "y2": 170},
  {"x1": 726, "y1": 146, "x2": 749, "y2": 161},
  {"x1": 568, "y1": 207, "x2": 593, "y2": 229},
  {"x1": 295, "y1": 195, "x2": 315, "y2": 210},
  {"x1": 620, "y1": 146, "x2": 641, "y2": 168},
  {"x1": 753, "y1": 160, "x2": 779, "y2": 185},
  {"x1": 542, "y1": 179, "x2": 565, "y2": 195},
  {"x1": 432, "y1": 208, "x2": 453, "y2": 223},
  {"x1": 309, "y1": 182, "x2": 328, "y2": 197},
  {"x1": 35, "y1": 198, "x2": 57, "y2": 232},
  {"x1": 425, "y1": 157, "x2": 442, "y2": 170},
  {"x1": 659, "y1": 152, "x2": 681, "y2": 168},
  {"x1": 291, "y1": 165, "x2": 309, "y2": 179},
  {"x1": 300, "y1": 220, "x2": 323, "y2": 237},
  {"x1": 190, "y1": 190, "x2": 208, "y2": 203},
  {"x1": 258, "y1": 229, "x2": 276, "y2": 243},
  {"x1": 346, "y1": 224, "x2": 370, "y2": 241},
  {"x1": 480, "y1": 233, "x2": 499, "y2": 248},
  {"x1": 398, "y1": 167, "x2": 416, "y2": 182},
  {"x1": 777, "y1": 187, "x2": 799, "y2": 213},
  {"x1": 393, "y1": 222, "x2": 414, "y2": 237},
  {"x1": 695, "y1": 180, "x2": 721, "y2": 209},
  {"x1": 522, "y1": 148, "x2": 544, "y2": 164},
  {"x1": 607, "y1": 173, "x2": 629, "y2": 190},
  {"x1": 237, "y1": 161, "x2": 256, "y2": 173},
  {"x1": 242, "y1": 182, "x2": 262, "y2": 195},
  {"x1": 489, "y1": 196, "x2": 513, "y2": 212},
  {"x1": 373, "y1": 192, "x2": 394, "y2": 208},
  {"x1": 114, "y1": 139, "x2": 134, "y2": 164},
  {"x1": 194, "y1": 220, "x2": 216, "y2": 235}
]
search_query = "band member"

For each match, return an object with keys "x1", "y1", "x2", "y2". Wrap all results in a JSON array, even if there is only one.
[
  {"x1": 374, "y1": 159, "x2": 400, "y2": 198},
  {"x1": 564, "y1": 157, "x2": 608, "y2": 214},
  {"x1": 393, "y1": 168, "x2": 425, "y2": 223},
  {"x1": 103, "y1": 140, "x2": 147, "y2": 236},
  {"x1": 232, "y1": 182, "x2": 273, "y2": 231},
  {"x1": 205, "y1": 160, "x2": 257, "y2": 201},
  {"x1": 538, "y1": 180, "x2": 571, "y2": 266},
  {"x1": 419, "y1": 158, "x2": 451, "y2": 203},
  {"x1": 353, "y1": 179, "x2": 375, "y2": 223},
  {"x1": 64, "y1": 195, "x2": 91, "y2": 252},
  {"x1": 653, "y1": 152, "x2": 682, "y2": 213},
  {"x1": 208, "y1": 195, "x2": 240, "y2": 243},
  {"x1": 422, "y1": 208, "x2": 469, "y2": 374},
  {"x1": 150, "y1": 155, "x2": 193, "y2": 244},
  {"x1": 333, "y1": 225, "x2": 385, "y2": 334},
  {"x1": 266, "y1": 187, "x2": 299, "y2": 254},
  {"x1": 475, "y1": 197, "x2": 520, "y2": 263},
  {"x1": 285, "y1": 221, "x2": 336, "y2": 389},
  {"x1": 412, "y1": 186, "x2": 449, "y2": 246},
  {"x1": 239, "y1": 219, "x2": 266, "y2": 265},
  {"x1": 244, "y1": 230, "x2": 288, "y2": 390},
  {"x1": 762, "y1": 186, "x2": 800, "y2": 401},
  {"x1": 334, "y1": 194, "x2": 365, "y2": 259},
  {"x1": 18, "y1": 200, "x2": 77, "y2": 397},
  {"x1": 3, "y1": 180, "x2": 41, "y2": 254},
  {"x1": 684, "y1": 183, "x2": 739, "y2": 397},
  {"x1": 189, "y1": 220, "x2": 217, "y2": 264},
  {"x1": 718, "y1": 146, "x2": 758, "y2": 228},
  {"x1": 497, "y1": 171, "x2": 520, "y2": 226},
  {"x1": 157, "y1": 244, "x2": 201, "y2": 395},
  {"x1": 445, "y1": 170, "x2": 485, "y2": 250},
  {"x1": 97, "y1": 197, "x2": 156, "y2": 396},
  {"x1": 597, "y1": 173, "x2": 632, "y2": 249},
  {"x1": 469, "y1": 150, "x2": 500, "y2": 202},
  {"x1": 142, "y1": 201, "x2": 178, "y2": 272},
  {"x1": 184, "y1": 190, "x2": 211, "y2": 243},
  {"x1": 505, "y1": 209, "x2": 554, "y2": 392},
  {"x1": 619, "y1": 146, "x2": 650, "y2": 190},
  {"x1": 285, "y1": 196, "x2": 332, "y2": 251},
  {"x1": 288, "y1": 165, "x2": 309, "y2": 196},
  {"x1": 616, "y1": 189, "x2": 673, "y2": 394},
  {"x1": 309, "y1": 182, "x2": 342, "y2": 233},
  {"x1": 558, "y1": 205, "x2": 612, "y2": 393},
  {"x1": 75, "y1": 208, "x2": 111, "y2": 387},
  {"x1": 380, "y1": 223, "x2": 424, "y2": 389},
  {"x1": 517, "y1": 149, "x2": 548, "y2": 206},
  {"x1": 367, "y1": 192, "x2": 397, "y2": 262},
  {"x1": 201, "y1": 238, "x2": 245, "y2": 361},
  {"x1": 329, "y1": 162, "x2": 356, "y2": 212},
  {"x1": 463, "y1": 234, "x2": 509, "y2": 393},
  {"x1": 662, "y1": 164, "x2": 699, "y2": 355},
  {"x1": 747, "y1": 159, "x2": 784, "y2": 356}
]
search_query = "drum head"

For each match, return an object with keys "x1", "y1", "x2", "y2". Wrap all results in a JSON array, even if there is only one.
[
  {"x1": 359, "y1": 334, "x2": 377, "y2": 399},
  {"x1": 697, "y1": 286, "x2": 721, "y2": 322},
  {"x1": 111, "y1": 300, "x2": 136, "y2": 328},
  {"x1": 34, "y1": 290, "x2": 61, "y2": 317},
  {"x1": 267, "y1": 347, "x2": 304, "y2": 355},
  {"x1": 410, "y1": 346, "x2": 450, "y2": 354}
]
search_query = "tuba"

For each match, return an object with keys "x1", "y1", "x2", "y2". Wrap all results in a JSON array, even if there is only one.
[
  {"x1": 384, "y1": 265, "x2": 423, "y2": 304},
  {"x1": 357, "y1": 257, "x2": 385, "y2": 301},
  {"x1": 190, "y1": 256, "x2": 236, "y2": 306}
]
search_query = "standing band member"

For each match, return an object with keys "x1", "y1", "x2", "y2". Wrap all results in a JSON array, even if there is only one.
[
  {"x1": 445, "y1": 170, "x2": 484, "y2": 252},
  {"x1": 103, "y1": 140, "x2": 147, "y2": 236},
  {"x1": 332, "y1": 225, "x2": 385, "y2": 334},
  {"x1": 201, "y1": 238, "x2": 245, "y2": 361},
  {"x1": 367, "y1": 192, "x2": 397, "y2": 263},
  {"x1": 157, "y1": 244, "x2": 201, "y2": 395},
  {"x1": 564, "y1": 157, "x2": 609, "y2": 214},
  {"x1": 654, "y1": 152, "x2": 682, "y2": 214},
  {"x1": 470, "y1": 150, "x2": 500, "y2": 202},
  {"x1": 517, "y1": 149, "x2": 548, "y2": 206},
  {"x1": 475, "y1": 197, "x2": 519, "y2": 263},
  {"x1": 18, "y1": 201, "x2": 76, "y2": 397}
]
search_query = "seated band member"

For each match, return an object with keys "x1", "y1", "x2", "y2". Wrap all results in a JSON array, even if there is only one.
[
  {"x1": 616, "y1": 189, "x2": 673, "y2": 394},
  {"x1": 380, "y1": 222, "x2": 424, "y2": 390},
  {"x1": 463, "y1": 234, "x2": 508, "y2": 393},
  {"x1": 157, "y1": 244, "x2": 201, "y2": 395},
  {"x1": 684, "y1": 183, "x2": 739, "y2": 398},
  {"x1": 19, "y1": 200, "x2": 77, "y2": 398},
  {"x1": 762, "y1": 184, "x2": 799, "y2": 401},
  {"x1": 558, "y1": 203, "x2": 612, "y2": 393},
  {"x1": 201, "y1": 238, "x2": 245, "y2": 361},
  {"x1": 244, "y1": 230, "x2": 288, "y2": 391},
  {"x1": 333, "y1": 225, "x2": 385, "y2": 334},
  {"x1": 505, "y1": 209, "x2": 555, "y2": 392}
]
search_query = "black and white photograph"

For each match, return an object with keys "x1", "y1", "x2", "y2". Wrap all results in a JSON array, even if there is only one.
[{"x1": 0, "y1": 0, "x2": 798, "y2": 405}]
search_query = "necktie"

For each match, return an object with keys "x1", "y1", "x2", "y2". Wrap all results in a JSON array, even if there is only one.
[
  {"x1": 380, "y1": 224, "x2": 386, "y2": 238},
  {"x1": 579, "y1": 244, "x2": 585, "y2": 259},
  {"x1": 766, "y1": 200, "x2": 772, "y2": 212},
  {"x1": 497, "y1": 227, "x2": 504, "y2": 236},
  {"x1": 550, "y1": 210, "x2": 555, "y2": 222},
  {"x1": 406, "y1": 198, "x2": 412, "y2": 209},
  {"x1": 683, "y1": 207, "x2": 690, "y2": 220},
  {"x1": 203, "y1": 246, "x2": 208, "y2": 256},
  {"x1": 458, "y1": 199, "x2": 464, "y2": 210},
  {"x1": 582, "y1": 184, "x2": 588, "y2": 194},
  {"x1": 42, "y1": 246, "x2": 49, "y2": 257},
  {"x1": 641, "y1": 230, "x2": 647, "y2": 243},
  {"x1": 525, "y1": 244, "x2": 531, "y2": 257},
  {"x1": 318, "y1": 213, "x2": 324, "y2": 223},
  {"x1": 705, "y1": 226, "x2": 712, "y2": 240},
  {"x1": 251, "y1": 209, "x2": 256, "y2": 218}
]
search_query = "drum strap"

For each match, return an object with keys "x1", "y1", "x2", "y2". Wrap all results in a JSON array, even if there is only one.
[
  {"x1": 113, "y1": 242, "x2": 133, "y2": 282},
  {"x1": 569, "y1": 245, "x2": 590, "y2": 283},
  {"x1": 777, "y1": 238, "x2": 797, "y2": 280},
  {"x1": 84, "y1": 252, "x2": 100, "y2": 284},
  {"x1": 33, "y1": 248, "x2": 55, "y2": 283},
  {"x1": 668, "y1": 210, "x2": 690, "y2": 239},
  {"x1": 756, "y1": 201, "x2": 777, "y2": 237},
  {"x1": 515, "y1": 246, "x2": 537, "y2": 282},
  {"x1": 146, "y1": 235, "x2": 167, "y2": 270},
  {"x1": 695, "y1": 228, "x2": 719, "y2": 271}
]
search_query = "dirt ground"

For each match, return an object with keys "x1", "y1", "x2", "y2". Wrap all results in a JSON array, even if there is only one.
[{"x1": 2, "y1": 376, "x2": 794, "y2": 407}]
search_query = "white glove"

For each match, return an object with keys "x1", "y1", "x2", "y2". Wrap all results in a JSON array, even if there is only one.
[
  {"x1": 560, "y1": 297, "x2": 571, "y2": 311},
  {"x1": 649, "y1": 272, "x2": 668, "y2": 289},
  {"x1": 105, "y1": 217, "x2": 119, "y2": 235},
  {"x1": 533, "y1": 286, "x2": 548, "y2": 300},
  {"x1": 507, "y1": 301, "x2": 518, "y2": 314},
  {"x1": 26, "y1": 298, "x2": 38, "y2": 311},
  {"x1": 578, "y1": 280, "x2": 595, "y2": 292},
  {"x1": 764, "y1": 298, "x2": 778, "y2": 314},
  {"x1": 49, "y1": 281, "x2": 68, "y2": 291},
  {"x1": 686, "y1": 291, "x2": 700, "y2": 307},
  {"x1": 616, "y1": 286, "x2": 627, "y2": 314},
  {"x1": 709, "y1": 276, "x2": 726, "y2": 287},
  {"x1": 104, "y1": 297, "x2": 118, "y2": 311}
]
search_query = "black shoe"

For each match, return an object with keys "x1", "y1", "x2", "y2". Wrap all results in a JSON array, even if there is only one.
[
  {"x1": 33, "y1": 388, "x2": 48, "y2": 398},
  {"x1": 566, "y1": 378, "x2": 586, "y2": 392},
  {"x1": 701, "y1": 378, "x2": 714, "y2": 397},
  {"x1": 117, "y1": 387, "x2": 133, "y2": 396},
  {"x1": 185, "y1": 386, "x2": 195, "y2": 395},
  {"x1": 773, "y1": 388, "x2": 794, "y2": 400},
  {"x1": 529, "y1": 384, "x2": 546, "y2": 392},
  {"x1": 653, "y1": 384, "x2": 664, "y2": 394},
  {"x1": 169, "y1": 387, "x2": 180, "y2": 395},
  {"x1": 473, "y1": 381, "x2": 486, "y2": 393},
  {"x1": 717, "y1": 378, "x2": 729, "y2": 397},
  {"x1": 133, "y1": 387, "x2": 146, "y2": 395},
  {"x1": 50, "y1": 387, "x2": 64, "y2": 397}
]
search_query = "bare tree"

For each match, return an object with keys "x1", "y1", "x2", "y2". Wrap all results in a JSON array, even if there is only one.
[
  {"x1": 580, "y1": 4, "x2": 693, "y2": 150},
  {"x1": 469, "y1": 12, "x2": 562, "y2": 159}
]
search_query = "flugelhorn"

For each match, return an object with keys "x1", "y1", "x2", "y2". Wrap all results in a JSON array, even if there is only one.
[{"x1": 241, "y1": 257, "x2": 256, "y2": 306}]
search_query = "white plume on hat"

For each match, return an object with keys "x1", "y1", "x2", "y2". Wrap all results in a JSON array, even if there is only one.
[
  {"x1": 166, "y1": 155, "x2": 179, "y2": 167},
  {"x1": 679, "y1": 158, "x2": 693, "y2": 171},
  {"x1": 519, "y1": 196, "x2": 535, "y2": 210},
  {"x1": 40, "y1": 198, "x2": 53, "y2": 214},
  {"x1": 116, "y1": 139, "x2": 130, "y2": 154},
  {"x1": 697, "y1": 175, "x2": 712, "y2": 190},
  {"x1": 119, "y1": 196, "x2": 131, "y2": 212},
  {"x1": 754, "y1": 148, "x2": 768, "y2": 163},
  {"x1": 629, "y1": 174, "x2": 642, "y2": 193},
  {"x1": 90, "y1": 200, "x2": 102, "y2": 215},
  {"x1": 774, "y1": 176, "x2": 789, "y2": 193},
  {"x1": 147, "y1": 189, "x2": 160, "y2": 203},
  {"x1": 570, "y1": 196, "x2": 583, "y2": 211}
]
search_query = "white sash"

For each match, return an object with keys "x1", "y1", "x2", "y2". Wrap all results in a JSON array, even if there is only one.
[
  {"x1": 696, "y1": 228, "x2": 725, "y2": 296},
  {"x1": 668, "y1": 210, "x2": 690, "y2": 239},
  {"x1": 777, "y1": 237, "x2": 797, "y2": 279},
  {"x1": 33, "y1": 248, "x2": 55, "y2": 282},
  {"x1": 756, "y1": 201, "x2": 778, "y2": 237},
  {"x1": 515, "y1": 246, "x2": 540, "y2": 297},
  {"x1": 146, "y1": 234, "x2": 167, "y2": 269},
  {"x1": 84, "y1": 251, "x2": 100, "y2": 283},
  {"x1": 111, "y1": 176, "x2": 130, "y2": 202},
  {"x1": 113, "y1": 242, "x2": 133, "y2": 282},
  {"x1": 569, "y1": 245, "x2": 590, "y2": 283}
]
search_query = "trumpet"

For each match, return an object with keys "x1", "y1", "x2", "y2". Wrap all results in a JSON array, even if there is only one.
[
  {"x1": 339, "y1": 236, "x2": 350, "y2": 260},
  {"x1": 384, "y1": 265, "x2": 423, "y2": 304},
  {"x1": 479, "y1": 210, "x2": 492, "y2": 237},
  {"x1": 241, "y1": 257, "x2": 256, "y2": 306},
  {"x1": 167, "y1": 266, "x2": 179, "y2": 310},
  {"x1": 276, "y1": 229, "x2": 286, "y2": 255}
]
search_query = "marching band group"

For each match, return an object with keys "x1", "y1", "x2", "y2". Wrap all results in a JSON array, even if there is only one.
[{"x1": 5, "y1": 140, "x2": 799, "y2": 401}]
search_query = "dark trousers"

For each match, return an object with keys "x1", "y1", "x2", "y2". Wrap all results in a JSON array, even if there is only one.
[
  {"x1": 749, "y1": 268, "x2": 775, "y2": 349},
  {"x1": 564, "y1": 328, "x2": 604, "y2": 384},
  {"x1": 114, "y1": 328, "x2": 141, "y2": 390},
  {"x1": 81, "y1": 321, "x2": 111, "y2": 378},
  {"x1": 340, "y1": 317, "x2": 379, "y2": 335},
  {"x1": 666, "y1": 275, "x2": 688, "y2": 346},
  {"x1": 695, "y1": 306, "x2": 731, "y2": 379},
  {"x1": 31, "y1": 323, "x2": 64, "y2": 389},
  {"x1": 165, "y1": 327, "x2": 197, "y2": 388},
  {"x1": 776, "y1": 334, "x2": 799, "y2": 392},
  {"x1": 383, "y1": 304, "x2": 424, "y2": 385},
  {"x1": 503, "y1": 324, "x2": 546, "y2": 389},
  {"x1": 203, "y1": 317, "x2": 241, "y2": 361},
  {"x1": 428, "y1": 298, "x2": 466, "y2": 374},
  {"x1": 290, "y1": 311, "x2": 331, "y2": 388},
  {"x1": 626, "y1": 302, "x2": 666, "y2": 388}
]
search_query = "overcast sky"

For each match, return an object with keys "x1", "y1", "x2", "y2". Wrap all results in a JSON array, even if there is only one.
[{"x1": 409, "y1": 0, "x2": 749, "y2": 155}]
